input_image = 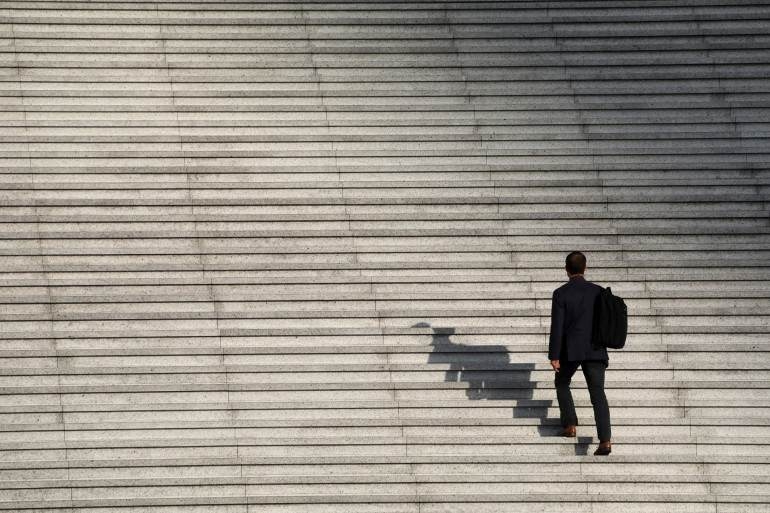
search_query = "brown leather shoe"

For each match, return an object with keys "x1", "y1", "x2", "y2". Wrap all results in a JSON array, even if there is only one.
[
  {"x1": 558, "y1": 425, "x2": 576, "y2": 437},
  {"x1": 593, "y1": 441, "x2": 611, "y2": 455}
]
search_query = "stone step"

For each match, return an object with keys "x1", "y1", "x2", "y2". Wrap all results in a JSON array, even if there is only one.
[
  {"x1": 2, "y1": 307, "x2": 769, "y2": 324},
  {"x1": 1, "y1": 472, "x2": 767, "y2": 489},
  {"x1": 5, "y1": 208, "x2": 767, "y2": 221},
  {"x1": 0, "y1": 492, "x2": 762, "y2": 512},
  {"x1": 0, "y1": 340, "x2": 767, "y2": 356},
  {"x1": 0, "y1": 378, "x2": 766, "y2": 392},
  {"x1": 1, "y1": 266, "x2": 768, "y2": 282},
  {"x1": 1, "y1": 413, "x2": 766, "y2": 428},
  {"x1": 9, "y1": 48, "x2": 770, "y2": 66},
  {"x1": 0, "y1": 400, "x2": 766, "y2": 418},
  {"x1": 2, "y1": 0, "x2": 769, "y2": 509},
  {"x1": 0, "y1": 440, "x2": 765, "y2": 461},
  {"x1": 3, "y1": 327, "x2": 769, "y2": 340},
  {"x1": 34, "y1": 297, "x2": 743, "y2": 308},
  {"x1": 14, "y1": 85, "x2": 770, "y2": 101},
  {"x1": 4, "y1": 227, "x2": 770, "y2": 240},
  {"x1": 183, "y1": 143, "x2": 762, "y2": 153},
  {"x1": 0, "y1": 364, "x2": 767, "y2": 381},
  {"x1": 3, "y1": 242, "x2": 770, "y2": 256},
  {"x1": 8, "y1": 31, "x2": 768, "y2": 49},
  {"x1": 0, "y1": 432, "x2": 767, "y2": 446},
  {"x1": 2, "y1": 95, "x2": 769, "y2": 110},
  {"x1": 3, "y1": 130, "x2": 770, "y2": 144},
  {"x1": 0, "y1": 450, "x2": 765, "y2": 467},
  {"x1": 10, "y1": 32, "x2": 770, "y2": 51}
]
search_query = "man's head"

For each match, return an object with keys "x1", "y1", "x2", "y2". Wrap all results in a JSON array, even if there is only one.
[{"x1": 565, "y1": 251, "x2": 586, "y2": 276}]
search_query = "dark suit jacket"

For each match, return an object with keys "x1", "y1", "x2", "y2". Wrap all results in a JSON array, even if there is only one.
[{"x1": 548, "y1": 275, "x2": 608, "y2": 363}]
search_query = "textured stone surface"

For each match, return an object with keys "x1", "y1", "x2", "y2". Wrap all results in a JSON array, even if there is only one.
[{"x1": 0, "y1": 0, "x2": 768, "y2": 511}]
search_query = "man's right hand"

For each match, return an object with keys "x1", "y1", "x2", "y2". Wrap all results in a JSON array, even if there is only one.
[{"x1": 550, "y1": 359, "x2": 560, "y2": 372}]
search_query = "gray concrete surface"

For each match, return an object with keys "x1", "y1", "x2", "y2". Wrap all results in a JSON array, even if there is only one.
[{"x1": 0, "y1": 0, "x2": 769, "y2": 511}]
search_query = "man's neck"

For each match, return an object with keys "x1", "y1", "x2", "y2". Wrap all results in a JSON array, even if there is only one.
[{"x1": 568, "y1": 273, "x2": 584, "y2": 280}]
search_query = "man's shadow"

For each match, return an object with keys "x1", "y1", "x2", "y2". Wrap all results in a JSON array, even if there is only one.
[{"x1": 414, "y1": 322, "x2": 591, "y2": 455}]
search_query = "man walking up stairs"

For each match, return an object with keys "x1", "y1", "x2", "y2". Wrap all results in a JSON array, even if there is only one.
[{"x1": 549, "y1": 251, "x2": 612, "y2": 455}]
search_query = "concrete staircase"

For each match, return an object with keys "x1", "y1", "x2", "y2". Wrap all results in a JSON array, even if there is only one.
[{"x1": 1, "y1": 0, "x2": 769, "y2": 511}]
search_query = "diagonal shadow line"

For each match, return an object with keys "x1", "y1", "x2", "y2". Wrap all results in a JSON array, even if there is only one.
[{"x1": 413, "y1": 322, "x2": 575, "y2": 442}]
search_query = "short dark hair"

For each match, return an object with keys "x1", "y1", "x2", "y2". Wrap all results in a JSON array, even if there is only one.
[{"x1": 565, "y1": 251, "x2": 586, "y2": 274}]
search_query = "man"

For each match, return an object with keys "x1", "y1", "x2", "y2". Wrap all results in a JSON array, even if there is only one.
[{"x1": 548, "y1": 251, "x2": 612, "y2": 455}]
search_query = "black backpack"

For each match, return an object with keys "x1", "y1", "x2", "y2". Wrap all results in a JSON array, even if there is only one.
[{"x1": 592, "y1": 286, "x2": 628, "y2": 349}]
